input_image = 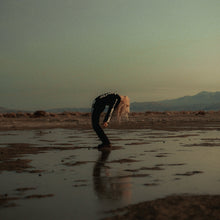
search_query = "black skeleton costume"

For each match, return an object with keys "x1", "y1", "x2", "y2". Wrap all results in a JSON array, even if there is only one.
[{"x1": 91, "y1": 93, "x2": 121, "y2": 146}]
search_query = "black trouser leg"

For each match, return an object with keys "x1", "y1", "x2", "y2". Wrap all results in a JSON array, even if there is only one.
[{"x1": 92, "y1": 105, "x2": 110, "y2": 145}]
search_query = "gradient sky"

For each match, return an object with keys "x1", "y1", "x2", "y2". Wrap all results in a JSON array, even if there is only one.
[{"x1": 1, "y1": 0, "x2": 220, "y2": 110}]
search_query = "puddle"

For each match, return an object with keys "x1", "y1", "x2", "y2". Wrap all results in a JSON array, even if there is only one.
[{"x1": 1, "y1": 128, "x2": 220, "y2": 219}]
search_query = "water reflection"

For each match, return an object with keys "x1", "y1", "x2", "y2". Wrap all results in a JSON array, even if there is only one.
[{"x1": 93, "y1": 150, "x2": 132, "y2": 203}]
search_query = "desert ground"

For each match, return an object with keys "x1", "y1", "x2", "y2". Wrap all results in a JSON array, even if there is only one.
[
  {"x1": 1, "y1": 110, "x2": 220, "y2": 131},
  {"x1": 1, "y1": 111, "x2": 220, "y2": 219}
]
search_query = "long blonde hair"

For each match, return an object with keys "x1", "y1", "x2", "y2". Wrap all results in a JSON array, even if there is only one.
[{"x1": 115, "y1": 96, "x2": 130, "y2": 122}]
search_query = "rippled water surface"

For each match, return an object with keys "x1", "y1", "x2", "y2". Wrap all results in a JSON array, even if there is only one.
[{"x1": 1, "y1": 128, "x2": 220, "y2": 220}]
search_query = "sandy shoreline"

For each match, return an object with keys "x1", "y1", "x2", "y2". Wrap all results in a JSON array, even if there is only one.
[{"x1": 1, "y1": 111, "x2": 220, "y2": 219}]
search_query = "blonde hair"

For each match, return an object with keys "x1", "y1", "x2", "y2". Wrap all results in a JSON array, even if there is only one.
[{"x1": 116, "y1": 96, "x2": 130, "y2": 123}]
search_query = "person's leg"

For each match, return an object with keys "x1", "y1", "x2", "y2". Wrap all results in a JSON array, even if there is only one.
[{"x1": 92, "y1": 105, "x2": 111, "y2": 145}]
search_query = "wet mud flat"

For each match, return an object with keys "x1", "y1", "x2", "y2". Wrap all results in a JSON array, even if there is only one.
[
  {"x1": 105, "y1": 195, "x2": 220, "y2": 220},
  {"x1": 1, "y1": 123, "x2": 220, "y2": 219}
]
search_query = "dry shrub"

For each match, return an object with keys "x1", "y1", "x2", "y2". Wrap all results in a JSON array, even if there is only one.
[
  {"x1": 33, "y1": 111, "x2": 48, "y2": 117},
  {"x1": 16, "y1": 112, "x2": 29, "y2": 118},
  {"x1": 49, "y1": 113, "x2": 57, "y2": 117},
  {"x1": 3, "y1": 113, "x2": 17, "y2": 118}
]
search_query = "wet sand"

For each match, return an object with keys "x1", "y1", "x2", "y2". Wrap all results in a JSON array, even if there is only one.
[
  {"x1": 104, "y1": 195, "x2": 220, "y2": 220},
  {"x1": 1, "y1": 111, "x2": 220, "y2": 219}
]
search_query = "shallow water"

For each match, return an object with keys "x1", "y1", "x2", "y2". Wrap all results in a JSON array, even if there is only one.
[{"x1": 1, "y1": 128, "x2": 220, "y2": 220}]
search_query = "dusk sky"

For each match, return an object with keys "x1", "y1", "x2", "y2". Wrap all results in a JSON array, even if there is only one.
[{"x1": 1, "y1": 0, "x2": 220, "y2": 110}]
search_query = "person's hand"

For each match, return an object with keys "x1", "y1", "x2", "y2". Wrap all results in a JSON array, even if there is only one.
[{"x1": 103, "y1": 122, "x2": 109, "y2": 128}]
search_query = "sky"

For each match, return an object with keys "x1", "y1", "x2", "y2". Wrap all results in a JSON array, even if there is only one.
[{"x1": 1, "y1": 0, "x2": 220, "y2": 110}]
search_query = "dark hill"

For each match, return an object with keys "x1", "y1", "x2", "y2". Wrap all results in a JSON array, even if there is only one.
[{"x1": 130, "y1": 91, "x2": 220, "y2": 112}]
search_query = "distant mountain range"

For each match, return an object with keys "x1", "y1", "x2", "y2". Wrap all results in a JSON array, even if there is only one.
[
  {"x1": 47, "y1": 107, "x2": 90, "y2": 113},
  {"x1": 131, "y1": 91, "x2": 220, "y2": 112},
  {"x1": 0, "y1": 107, "x2": 18, "y2": 113},
  {"x1": 0, "y1": 106, "x2": 91, "y2": 113},
  {"x1": 1, "y1": 91, "x2": 220, "y2": 113}
]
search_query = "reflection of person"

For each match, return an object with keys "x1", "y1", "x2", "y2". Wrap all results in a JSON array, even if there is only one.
[
  {"x1": 93, "y1": 150, "x2": 115, "y2": 200},
  {"x1": 91, "y1": 92, "x2": 130, "y2": 149},
  {"x1": 93, "y1": 150, "x2": 132, "y2": 203},
  {"x1": 93, "y1": 150, "x2": 110, "y2": 179}
]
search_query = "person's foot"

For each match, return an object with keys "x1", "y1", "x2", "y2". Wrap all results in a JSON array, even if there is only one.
[{"x1": 97, "y1": 143, "x2": 112, "y2": 149}]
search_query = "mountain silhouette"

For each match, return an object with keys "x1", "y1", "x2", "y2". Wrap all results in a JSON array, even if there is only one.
[{"x1": 130, "y1": 91, "x2": 220, "y2": 112}]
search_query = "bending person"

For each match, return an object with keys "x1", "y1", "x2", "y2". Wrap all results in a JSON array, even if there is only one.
[{"x1": 91, "y1": 92, "x2": 130, "y2": 149}]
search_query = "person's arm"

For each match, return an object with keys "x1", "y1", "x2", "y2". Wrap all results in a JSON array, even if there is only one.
[{"x1": 103, "y1": 98, "x2": 119, "y2": 125}]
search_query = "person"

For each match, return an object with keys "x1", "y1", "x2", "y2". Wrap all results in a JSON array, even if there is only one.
[{"x1": 91, "y1": 92, "x2": 130, "y2": 149}]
